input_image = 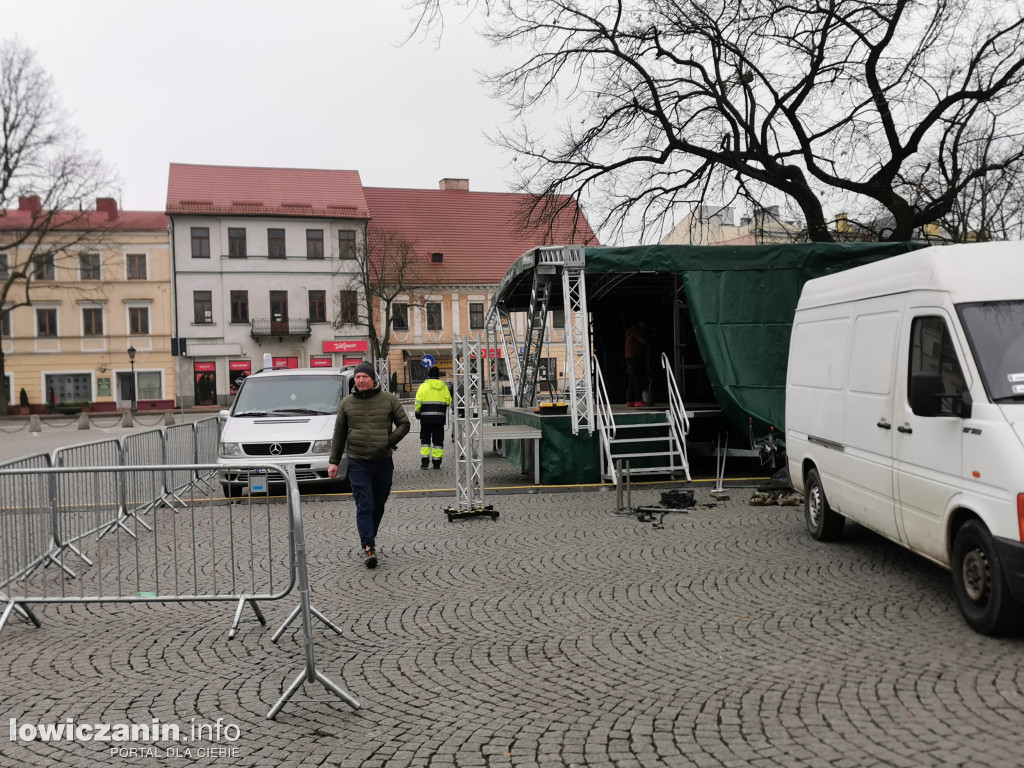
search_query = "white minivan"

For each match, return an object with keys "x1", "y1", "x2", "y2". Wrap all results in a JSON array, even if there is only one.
[
  {"x1": 786, "y1": 242, "x2": 1024, "y2": 635},
  {"x1": 218, "y1": 367, "x2": 353, "y2": 495}
]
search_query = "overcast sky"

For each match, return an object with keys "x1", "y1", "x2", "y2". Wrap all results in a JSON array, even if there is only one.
[{"x1": 3, "y1": 0, "x2": 521, "y2": 212}]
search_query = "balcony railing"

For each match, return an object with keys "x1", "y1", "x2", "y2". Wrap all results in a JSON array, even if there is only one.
[{"x1": 250, "y1": 317, "x2": 312, "y2": 340}]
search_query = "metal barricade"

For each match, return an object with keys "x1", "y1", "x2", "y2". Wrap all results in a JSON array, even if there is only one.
[
  {"x1": 193, "y1": 417, "x2": 221, "y2": 492},
  {"x1": 0, "y1": 453, "x2": 56, "y2": 596},
  {"x1": 0, "y1": 462, "x2": 357, "y2": 720},
  {"x1": 164, "y1": 421, "x2": 198, "y2": 500},
  {"x1": 121, "y1": 428, "x2": 176, "y2": 518},
  {"x1": 0, "y1": 463, "x2": 295, "y2": 639}
]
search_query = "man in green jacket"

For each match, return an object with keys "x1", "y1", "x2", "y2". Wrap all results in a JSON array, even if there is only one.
[
  {"x1": 328, "y1": 362, "x2": 410, "y2": 568},
  {"x1": 414, "y1": 365, "x2": 453, "y2": 469}
]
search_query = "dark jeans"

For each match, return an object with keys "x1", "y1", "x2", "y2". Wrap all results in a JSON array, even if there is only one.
[
  {"x1": 347, "y1": 457, "x2": 394, "y2": 549},
  {"x1": 625, "y1": 357, "x2": 646, "y2": 403}
]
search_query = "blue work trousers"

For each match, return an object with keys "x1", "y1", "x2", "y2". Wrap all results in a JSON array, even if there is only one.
[{"x1": 347, "y1": 457, "x2": 394, "y2": 548}]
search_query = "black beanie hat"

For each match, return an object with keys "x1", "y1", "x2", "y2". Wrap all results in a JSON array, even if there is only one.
[
  {"x1": 353, "y1": 361, "x2": 377, "y2": 382},
  {"x1": 428, "y1": 366, "x2": 441, "y2": 378}
]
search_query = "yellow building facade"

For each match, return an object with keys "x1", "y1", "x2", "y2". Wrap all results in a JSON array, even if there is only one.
[{"x1": 1, "y1": 198, "x2": 172, "y2": 411}]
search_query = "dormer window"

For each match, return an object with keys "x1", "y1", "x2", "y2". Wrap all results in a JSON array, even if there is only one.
[{"x1": 431, "y1": 252, "x2": 443, "y2": 263}]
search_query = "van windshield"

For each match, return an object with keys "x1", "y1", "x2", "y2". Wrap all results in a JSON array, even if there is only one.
[
  {"x1": 958, "y1": 300, "x2": 1024, "y2": 402},
  {"x1": 232, "y1": 374, "x2": 345, "y2": 416}
]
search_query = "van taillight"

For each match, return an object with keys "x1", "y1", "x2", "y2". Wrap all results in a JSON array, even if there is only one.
[{"x1": 1019, "y1": 494, "x2": 1024, "y2": 543}]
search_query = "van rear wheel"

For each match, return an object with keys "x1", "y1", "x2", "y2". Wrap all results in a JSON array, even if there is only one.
[
  {"x1": 804, "y1": 468, "x2": 844, "y2": 541},
  {"x1": 951, "y1": 519, "x2": 1022, "y2": 635}
]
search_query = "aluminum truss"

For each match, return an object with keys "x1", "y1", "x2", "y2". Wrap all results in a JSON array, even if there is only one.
[
  {"x1": 445, "y1": 337, "x2": 497, "y2": 521},
  {"x1": 515, "y1": 270, "x2": 554, "y2": 408},
  {"x1": 561, "y1": 246, "x2": 594, "y2": 434},
  {"x1": 375, "y1": 358, "x2": 391, "y2": 391}
]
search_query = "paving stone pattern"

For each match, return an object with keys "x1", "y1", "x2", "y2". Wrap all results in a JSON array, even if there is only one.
[{"x1": 1, "y1": 422, "x2": 1023, "y2": 767}]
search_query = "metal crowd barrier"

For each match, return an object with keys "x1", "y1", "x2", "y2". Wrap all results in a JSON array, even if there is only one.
[
  {"x1": 0, "y1": 463, "x2": 293, "y2": 638},
  {"x1": 0, "y1": 461, "x2": 358, "y2": 720}
]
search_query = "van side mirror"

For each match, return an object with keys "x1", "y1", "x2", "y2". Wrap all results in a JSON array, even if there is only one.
[
  {"x1": 910, "y1": 372, "x2": 942, "y2": 417},
  {"x1": 910, "y1": 372, "x2": 972, "y2": 419}
]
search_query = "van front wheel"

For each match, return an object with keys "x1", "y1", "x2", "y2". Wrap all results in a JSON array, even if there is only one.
[
  {"x1": 804, "y1": 468, "x2": 844, "y2": 541},
  {"x1": 952, "y1": 519, "x2": 1022, "y2": 635}
]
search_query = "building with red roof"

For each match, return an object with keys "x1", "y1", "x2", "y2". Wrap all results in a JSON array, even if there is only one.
[
  {"x1": 362, "y1": 179, "x2": 597, "y2": 391},
  {"x1": 0, "y1": 196, "x2": 173, "y2": 412},
  {"x1": 166, "y1": 163, "x2": 370, "y2": 405}
]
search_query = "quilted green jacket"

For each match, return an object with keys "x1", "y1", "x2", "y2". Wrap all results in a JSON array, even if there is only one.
[{"x1": 329, "y1": 385, "x2": 410, "y2": 463}]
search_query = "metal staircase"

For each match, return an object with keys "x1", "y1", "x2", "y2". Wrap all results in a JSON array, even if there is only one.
[{"x1": 596, "y1": 353, "x2": 691, "y2": 485}]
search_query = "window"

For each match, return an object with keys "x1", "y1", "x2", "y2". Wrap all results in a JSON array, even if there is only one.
[
  {"x1": 230, "y1": 290, "x2": 249, "y2": 324},
  {"x1": 338, "y1": 290, "x2": 359, "y2": 324},
  {"x1": 552, "y1": 308, "x2": 565, "y2": 329},
  {"x1": 191, "y1": 227, "x2": 210, "y2": 258},
  {"x1": 82, "y1": 307, "x2": 103, "y2": 336},
  {"x1": 37, "y1": 308, "x2": 58, "y2": 337},
  {"x1": 0, "y1": 254, "x2": 7, "y2": 279},
  {"x1": 1, "y1": 307, "x2": 10, "y2": 337},
  {"x1": 392, "y1": 302, "x2": 409, "y2": 331},
  {"x1": 270, "y1": 291, "x2": 288, "y2": 323},
  {"x1": 80, "y1": 253, "x2": 101, "y2": 280},
  {"x1": 127, "y1": 253, "x2": 147, "y2": 280},
  {"x1": 194, "y1": 291, "x2": 213, "y2": 324},
  {"x1": 137, "y1": 371, "x2": 162, "y2": 400},
  {"x1": 129, "y1": 306, "x2": 150, "y2": 335},
  {"x1": 309, "y1": 290, "x2": 327, "y2": 323},
  {"x1": 306, "y1": 229, "x2": 324, "y2": 259},
  {"x1": 338, "y1": 231, "x2": 356, "y2": 260},
  {"x1": 469, "y1": 302, "x2": 485, "y2": 330},
  {"x1": 33, "y1": 252, "x2": 55, "y2": 280},
  {"x1": 909, "y1": 316, "x2": 967, "y2": 416},
  {"x1": 228, "y1": 228, "x2": 247, "y2": 258},
  {"x1": 268, "y1": 228, "x2": 286, "y2": 259},
  {"x1": 431, "y1": 252, "x2": 444, "y2": 263},
  {"x1": 426, "y1": 301, "x2": 442, "y2": 331}
]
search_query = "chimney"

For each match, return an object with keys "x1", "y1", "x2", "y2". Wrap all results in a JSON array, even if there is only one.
[
  {"x1": 96, "y1": 197, "x2": 119, "y2": 220},
  {"x1": 18, "y1": 195, "x2": 42, "y2": 213},
  {"x1": 439, "y1": 178, "x2": 469, "y2": 192}
]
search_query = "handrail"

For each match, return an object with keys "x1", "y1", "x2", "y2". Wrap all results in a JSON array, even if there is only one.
[
  {"x1": 592, "y1": 358, "x2": 618, "y2": 484},
  {"x1": 661, "y1": 352, "x2": 692, "y2": 481}
]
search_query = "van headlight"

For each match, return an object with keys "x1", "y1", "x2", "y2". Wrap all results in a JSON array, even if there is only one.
[
  {"x1": 219, "y1": 442, "x2": 243, "y2": 457},
  {"x1": 311, "y1": 440, "x2": 333, "y2": 454}
]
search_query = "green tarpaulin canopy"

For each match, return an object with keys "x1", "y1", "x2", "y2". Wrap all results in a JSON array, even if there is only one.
[{"x1": 584, "y1": 242, "x2": 926, "y2": 437}]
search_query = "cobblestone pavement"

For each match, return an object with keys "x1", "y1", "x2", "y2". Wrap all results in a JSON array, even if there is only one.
[{"x1": 1, "y1": 417, "x2": 1023, "y2": 767}]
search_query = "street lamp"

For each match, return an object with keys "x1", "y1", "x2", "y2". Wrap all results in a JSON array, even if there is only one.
[{"x1": 127, "y1": 345, "x2": 137, "y2": 412}]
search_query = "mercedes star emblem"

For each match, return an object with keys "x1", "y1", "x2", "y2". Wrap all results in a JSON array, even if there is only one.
[{"x1": 269, "y1": 443, "x2": 283, "y2": 455}]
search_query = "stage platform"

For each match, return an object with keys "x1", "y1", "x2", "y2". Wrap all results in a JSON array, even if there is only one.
[{"x1": 495, "y1": 402, "x2": 724, "y2": 485}]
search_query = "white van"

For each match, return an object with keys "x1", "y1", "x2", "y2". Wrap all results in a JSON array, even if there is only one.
[
  {"x1": 786, "y1": 242, "x2": 1024, "y2": 635},
  {"x1": 218, "y1": 367, "x2": 353, "y2": 495}
]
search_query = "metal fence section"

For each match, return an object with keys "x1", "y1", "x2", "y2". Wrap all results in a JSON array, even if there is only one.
[
  {"x1": 0, "y1": 453, "x2": 56, "y2": 620},
  {"x1": 0, "y1": 463, "x2": 295, "y2": 639}
]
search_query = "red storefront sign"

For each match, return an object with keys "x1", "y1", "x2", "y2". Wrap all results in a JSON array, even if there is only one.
[
  {"x1": 309, "y1": 357, "x2": 333, "y2": 368},
  {"x1": 469, "y1": 348, "x2": 504, "y2": 358},
  {"x1": 229, "y1": 360, "x2": 251, "y2": 371},
  {"x1": 342, "y1": 357, "x2": 364, "y2": 366},
  {"x1": 322, "y1": 340, "x2": 369, "y2": 353},
  {"x1": 193, "y1": 361, "x2": 216, "y2": 372},
  {"x1": 272, "y1": 357, "x2": 298, "y2": 369}
]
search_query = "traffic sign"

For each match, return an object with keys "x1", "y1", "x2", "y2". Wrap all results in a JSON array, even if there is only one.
[{"x1": 421, "y1": 355, "x2": 435, "y2": 368}]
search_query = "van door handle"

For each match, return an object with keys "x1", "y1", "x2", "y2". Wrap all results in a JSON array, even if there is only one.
[
  {"x1": 897, "y1": 425, "x2": 913, "y2": 434},
  {"x1": 876, "y1": 420, "x2": 891, "y2": 430}
]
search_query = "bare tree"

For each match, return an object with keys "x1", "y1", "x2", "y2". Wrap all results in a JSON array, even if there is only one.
[
  {"x1": 0, "y1": 38, "x2": 115, "y2": 415},
  {"x1": 898, "y1": 129, "x2": 1024, "y2": 243},
  {"x1": 336, "y1": 227, "x2": 430, "y2": 363},
  {"x1": 410, "y1": 0, "x2": 1024, "y2": 243}
]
